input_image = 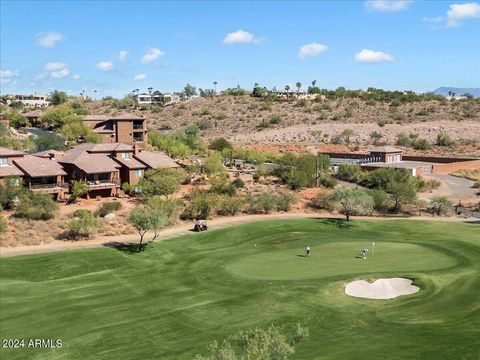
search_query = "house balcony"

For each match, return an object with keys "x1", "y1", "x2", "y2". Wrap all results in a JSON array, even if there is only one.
[
  {"x1": 86, "y1": 179, "x2": 120, "y2": 189},
  {"x1": 29, "y1": 182, "x2": 68, "y2": 192}
]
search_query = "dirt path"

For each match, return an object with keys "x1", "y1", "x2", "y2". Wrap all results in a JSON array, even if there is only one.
[{"x1": 0, "y1": 213, "x2": 476, "y2": 257}]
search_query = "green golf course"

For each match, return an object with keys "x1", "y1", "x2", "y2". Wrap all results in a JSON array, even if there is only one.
[{"x1": 0, "y1": 219, "x2": 479, "y2": 359}]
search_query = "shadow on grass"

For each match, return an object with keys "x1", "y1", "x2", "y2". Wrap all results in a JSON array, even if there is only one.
[
  {"x1": 103, "y1": 241, "x2": 150, "y2": 254},
  {"x1": 321, "y1": 218, "x2": 355, "y2": 230}
]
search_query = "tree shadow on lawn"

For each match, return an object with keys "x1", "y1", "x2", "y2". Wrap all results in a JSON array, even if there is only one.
[
  {"x1": 320, "y1": 218, "x2": 356, "y2": 230},
  {"x1": 103, "y1": 241, "x2": 151, "y2": 254}
]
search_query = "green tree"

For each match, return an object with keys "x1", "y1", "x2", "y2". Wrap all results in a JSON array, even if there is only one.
[
  {"x1": 0, "y1": 177, "x2": 22, "y2": 209},
  {"x1": 33, "y1": 133, "x2": 65, "y2": 152},
  {"x1": 15, "y1": 192, "x2": 59, "y2": 220},
  {"x1": 331, "y1": 188, "x2": 374, "y2": 221},
  {"x1": 60, "y1": 119, "x2": 101, "y2": 143},
  {"x1": 129, "y1": 206, "x2": 152, "y2": 246},
  {"x1": 138, "y1": 168, "x2": 183, "y2": 197},
  {"x1": 70, "y1": 180, "x2": 89, "y2": 201},
  {"x1": 296, "y1": 81, "x2": 302, "y2": 93},
  {"x1": 50, "y1": 90, "x2": 68, "y2": 105},
  {"x1": 205, "y1": 152, "x2": 225, "y2": 176},
  {"x1": 387, "y1": 180, "x2": 417, "y2": 211},
  {"x1": 8, "y1": 111, "x2": 30, "y2": 128},
  {"x1": 209, "y1": 138, "x2": 232, "y2": 152},
  {"x1": 40, "y1": 105, "x2": 78, "y2": 129},
  {"x1": 146, "y1": 197, "x2": 181, "y2": 240},
  {"x1": 183, "y1": 84, "x2": 198, "y2": 99}
]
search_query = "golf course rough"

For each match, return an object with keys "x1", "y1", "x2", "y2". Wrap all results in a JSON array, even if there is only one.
[{"x1": 0, "y1": 219, "x2": 479, "y2": 360}]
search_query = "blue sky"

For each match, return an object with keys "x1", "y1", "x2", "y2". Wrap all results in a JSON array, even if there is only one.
[{"x1": 1, "y1": 0, "x2": 479, "y2": 98}]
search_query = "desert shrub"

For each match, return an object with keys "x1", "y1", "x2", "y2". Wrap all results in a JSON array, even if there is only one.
[
  {"x1": 370, "y1": 188, "x2": 391, "y2": 213},
  {"x1": 473, "y1": 181, "x2": 480, "y2": 189},
  {"x1": 412, "y1": 138, "x2": 431, "y2": 150},
  {"x1": 71, "y1": 180, "x2": 88, "y2": 200},
  {"x1": 436, "y1": 132, "x2": 455, "y2": 146},
  {"x1": 197, "y1": 118, "x2": 212, "y2": 130},
  {"x1": 395, "y1": 132, "x2": 412, "y2": 146},
  {"x1": 138, "y1": 168, "x2": 184, "y2": 196},
  {"x1": 276, "y1": 190, "x2": 297, "y2": 212},
  {"x1": 0, "y1": 214, "x2": 7, "y2": 233},
  {"x1": 416, "y1": 177, "x2": 441, "y2": 192},
  {"x1": 8, "y1": 111, "x2": 30, "y2": 128},
  {"x1": 336, "y1": 164, "x2": 365, "y2": 183},
  {"x1": 15, "y1": 192, "x2": 58, "y2": 220},
  {"x1": 269, "y1": 114, "x2": 282, "y2": 124},
  {"x1": 431, "y1": 197, "x2": 453, "y2": 216},
  {"x1": 210, "y1": 176, "x2": 236, "y2": 196},
  {"x1": 331, "y1": 188, "x2": 374, "y2": 220},
  {"x1": 188, "y1": 191, "x2": 218, "y2": 219},
  {"x1": 209, "y1": 137, "x2": 232, "y2": 152},
  {"x1": 67, "y1": 209, "x2": 101, "y2": 239},
  {"x1": 248, "y1": 191, "x2": 279, "y2": 214},
  {"x1": 217, "y1": 196, "x2": 245, "y2": 216},
  {"x1": 231, "y1": 178, "x2": 245, "y2": 188},
  {"x1": 97, "y1": 201, "x2": 122, "y2": 217},
  {"x1": 319, "y1": 175, "x2": 338, "y2": 189},
  {"x1": 311, "y1": 192, "x2": 335, "y2": 211}
]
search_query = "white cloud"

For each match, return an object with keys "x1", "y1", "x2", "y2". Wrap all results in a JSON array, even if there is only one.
[
  {"x1": 134, "y1": 74, "x2": 146, "y2": 81},
  {"x1": 446, "y1": 3, "x2": 480, "y2": 27},
  {"x1": 298, "y1": 43, "x2": 328, "y2": 59},
  {"x1": 119, "y1": 50, "x2": 129, "y2": 61},
  {"x1": 364, "y1": 0, "x2": 413, "y2": 13},
  {"x1": 222, "y1": 29, "x2": 264, "y2": 45},
  {"x1": 45, "y1": 62, "x2": 66, "y2": 71},
  {"x1": 355, "y1": 49, "x2": 395, "y2": 63},
  {"x1": 72, "y1": 74, "x2": 81, "y2": 80},
  {"x1": 43, "y1": 62, "x2": 70, "y2": 78},
  {"x1": 0, "y1": 70, "x2": 20, "y2": 78},
  {"x1": 422, "y1": 16, "x2": 444, "y2": 23},
  {"x1": 36, "y1": 32, "x2": 64, "y2": 48},
  {"x1": 96, "y1": 61, "x2": 114, "y2": 71},
  {"x1": 141, "y1": 48, "x2": 165, "y2": 64}
]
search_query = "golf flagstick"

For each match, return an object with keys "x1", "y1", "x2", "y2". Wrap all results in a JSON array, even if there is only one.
[{"x1": 372, "y1": 242, "x2": 375, "y2": 256}]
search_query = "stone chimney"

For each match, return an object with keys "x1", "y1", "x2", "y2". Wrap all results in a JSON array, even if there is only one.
[{"x1": 133, "y1": 144, "x2": 140, "y2": 156}]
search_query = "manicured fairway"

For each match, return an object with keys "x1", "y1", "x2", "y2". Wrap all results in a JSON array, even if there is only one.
[{"x1": 0, "y1": 219, "x2": 479, "y2": 360}]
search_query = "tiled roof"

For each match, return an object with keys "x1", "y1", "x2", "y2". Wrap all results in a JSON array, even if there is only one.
[
  {"x1": 0, "y1": 147, "x2": 26, "y2": 157},
  {"x1": 135, "y1": 151, "x2": 179, "y2": 169},
  {"x1": 81, "y1": 115, "x2": 109, "y2": 121},
  {"x1": 31, "y1": 149, "x2": 64, "y2": 158},
  {"x1": 0, "y1": 164, "x2": 24, "y2": 177},
  {"x1": 67, "y1": 143, "x2": 133, "y2": 156},
  {"x1": 13, "y1": 156, "x2": 67, "y2": 177},
  {"x1": 110, "y1": 113, "x2": 144, "y2": 120},
  {"x1": 114, "y1": 157, "x2": 146, "y2": 169},
  {"x1": 59, "y1": 152, "x2": 121, "y2": 174}
]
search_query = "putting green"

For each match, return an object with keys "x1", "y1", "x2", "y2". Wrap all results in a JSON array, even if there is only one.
[{"x1": 226, "y1": 242, "x2": 457, "y2": 280}]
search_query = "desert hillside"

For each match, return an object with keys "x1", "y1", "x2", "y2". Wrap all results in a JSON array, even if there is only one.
[{"x1": 84, "y1": 95, "x2": 480, "y2": 156}]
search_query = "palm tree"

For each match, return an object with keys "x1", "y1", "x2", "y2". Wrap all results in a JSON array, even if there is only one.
[
  {"x1": 285, "y1": 84, "x2": 290, "y2": 93},
  {"x1": 213, "y1": 81, "x2": 218, "y2": 93},
  {"x1": 312, "y1": 80, "x2": 317, "y2": 87},
  {"x1": 296, "y1": 82, "x2": 302, "y2": 94},
  {"x1": 148, "y1": 87, "x2": 153, "y2": 95}
]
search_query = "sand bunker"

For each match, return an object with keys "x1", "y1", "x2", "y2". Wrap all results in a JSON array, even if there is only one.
[{"x1": 345, "y1": 278, "x2": 420, "y2": 300}]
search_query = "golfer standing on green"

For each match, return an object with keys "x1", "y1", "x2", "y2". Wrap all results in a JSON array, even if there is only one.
[{"x1": 305, "y1": 245, "x2": 311, "y2": 258}]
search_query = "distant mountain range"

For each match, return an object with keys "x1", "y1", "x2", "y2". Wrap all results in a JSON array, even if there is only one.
[{"x1": 433, "y1": 87, "x2": 480, "y2": 98}]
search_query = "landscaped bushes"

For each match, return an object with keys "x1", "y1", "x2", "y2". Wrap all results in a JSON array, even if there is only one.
[
  {"x1": 15, "y1": 192, "x2": 58, "y2": 220},
  {"x1": 248, "y1": 190, "x2": 298, "y2": 214},
  {"x1": 97, "y1": 201, "x2": 122, "y2": 217},
  {"x1": 67, "y1": 209, "x2": 102, "y2": 239},
  {"x1": 217, "y1": 196, "x2": 245, "y2": 216}
]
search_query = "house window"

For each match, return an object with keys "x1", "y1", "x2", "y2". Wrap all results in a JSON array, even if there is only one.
[
  {"x1": 135, "y1": 169, "x2": 143, "y2": 178},
  {"x1": 0, "y1": 158, "x2": 7, "y2": 166},
  {"x1": 133, "y1": 132, "x2": 144, "y2": 142},
  {"x1": 121, "y1": 152, "x2": 129, "y2": 159}
]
